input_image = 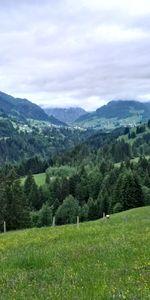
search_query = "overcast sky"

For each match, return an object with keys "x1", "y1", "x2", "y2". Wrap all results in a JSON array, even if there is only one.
[{"x1": 0, "y1": 0, "x2": 150, "y2": 110}]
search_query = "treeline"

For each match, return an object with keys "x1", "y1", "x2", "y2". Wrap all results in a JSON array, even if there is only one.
[{"x1": 0, "y1": 156, "x2": 150, "y2": 231}]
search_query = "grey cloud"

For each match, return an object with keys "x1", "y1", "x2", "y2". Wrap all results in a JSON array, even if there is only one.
[{"x1": 0, "y1": 0, "x2": 150, "y2": 110}]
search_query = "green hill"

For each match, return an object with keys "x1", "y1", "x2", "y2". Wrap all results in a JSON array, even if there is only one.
[
  {"x1": 75, "y1": 100, "x2": 150, "y2": 129},
  {"x1": 0, "y1": 91, "x2": 65, "y2": 125},
  {"x1": 0, "y1": 207, "x2": 150, "y2": 300},
  {"x1": 118, "y1": 123, "x2": 150, "y2": 145}
]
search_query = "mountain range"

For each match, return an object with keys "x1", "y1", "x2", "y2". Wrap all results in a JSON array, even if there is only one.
[
  {"x1": 0, "y1": 91, "x2": 150, "y2": 130},
  {"x1": 0, "y1": 91, "x2": 65, "y2": 125},
  {"x1": 44, "y1": 107, "x2": 86, "y2": 124}
]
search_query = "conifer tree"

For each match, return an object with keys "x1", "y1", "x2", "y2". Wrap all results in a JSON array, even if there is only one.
[
  {"x1": 113, "y1": 171, "x2": 144, "y2": 211},
  {"x1": 60, "y1": 177, "x2": 70, "y2": 202},
  {"x1": 24, "y1": 172, "x2": 35, "y2": 198},
  {"x1": 0, "y1": 169, "x2": 30, "y2": 231},
  {"x1": 45, "y1": 172, "x2": 50, "y2": 185},
  {"x1": 28, "y1": 181, "x2": 40, "y2": 210},
  {"x1": 87, "y1": 197, "x2": 98, "y2": 220}
]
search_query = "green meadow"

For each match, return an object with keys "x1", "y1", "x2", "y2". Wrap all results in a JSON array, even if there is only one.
[
  {"x1": 21, "y1": 166, "x2": 77, "y2": 186},
  {"x1": 0, "y1": 207, "x2": 150, "y2": 300},
  {"x1": 21, "y1": 172, "x2": 46, "y2": 186}
]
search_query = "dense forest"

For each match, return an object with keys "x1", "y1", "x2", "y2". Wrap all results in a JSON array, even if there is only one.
[{"x1": 0, "y1": 120, "x2": 150, "y2": 232}]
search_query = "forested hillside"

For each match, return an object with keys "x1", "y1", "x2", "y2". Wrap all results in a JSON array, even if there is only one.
[
  {"x1": 0, "y1": 91, "x2": 65, "y2": 125},
  {"x1": 0, "y1": 118, "x2": 92, "y2": 165}
]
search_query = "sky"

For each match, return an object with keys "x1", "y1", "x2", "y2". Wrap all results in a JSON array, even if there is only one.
[{"x1": 0, "y1": 0, "x2": 150, "y2": 111}]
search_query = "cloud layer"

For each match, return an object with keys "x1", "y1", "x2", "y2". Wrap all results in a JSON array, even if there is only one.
[{"x1": 0, "y1": 0, "x2": 150, "y2": 110}]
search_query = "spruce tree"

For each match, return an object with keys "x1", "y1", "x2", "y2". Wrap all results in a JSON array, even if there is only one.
[
  {"x1": 24, "y1": 172, "x2": 41, "y2": 210},
  {"x1": 97, "y1": 188, "x2": 109, "y2": 217},
  {"x1": 24, "y1": 172, "x2": 35, "y2": 198},
  {"x1": 60, "y1": 177, "x2": 70, "y2": 202},
  {"x1": 0, "y1": 169, "x2": 30, "y2": 231},
  {"x1": 87, "y1": 197, "x2": 98, "y2": 220},
  {"x1": 10, "y1": 179, "x2": 30, "y2": 229},
  {"x1": 113, "y1": 171, "x2": 144, "y2": 211},
  {"x1": 45, "y1": 172, "x2": 50, "y2": 185},
  {"x1": 28, "y1": 181, "x2": 40, "y2": 210}
]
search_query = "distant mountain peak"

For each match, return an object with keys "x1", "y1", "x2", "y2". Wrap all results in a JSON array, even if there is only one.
[{"x1": 44, "y1": 107, "x2": 87, "y2": 124}]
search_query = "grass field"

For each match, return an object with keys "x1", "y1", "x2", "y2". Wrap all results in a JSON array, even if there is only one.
[
  {"x1": 0, "y1": 207, "x2": 150, "y2": 299},
  {"x1": 21, "y1": 172, "x2": 46, "y2": 186}
]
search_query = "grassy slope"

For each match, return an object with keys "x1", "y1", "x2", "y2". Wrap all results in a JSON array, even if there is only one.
[
  {"x1": 21, "y1": 166, "x2": 77, "y2": 186},
  {"x1": 118, "y1": 124, "x2": 150, "y2": 145},
  {"x1": 0, "y1": 207, "x2": 150, "y2": 300}
]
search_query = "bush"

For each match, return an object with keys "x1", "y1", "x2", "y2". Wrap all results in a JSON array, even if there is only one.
[
  {"x1": 31, "y1": 203, "x2": 52, "y2": 227},
  {"x1": 55, "y1": 195, "x2": 79, "y2": 225},
  {"x1": 79, "y1": 203, "x2": 89, "y2": 221}
]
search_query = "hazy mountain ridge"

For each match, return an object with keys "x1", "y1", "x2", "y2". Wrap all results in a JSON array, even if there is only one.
[
  {"x1": 0, "y1": 91, "x2": 66, "y2": 126},
  {"x1": 44, "y1": 107, "x2": 87, "y2": 124}
]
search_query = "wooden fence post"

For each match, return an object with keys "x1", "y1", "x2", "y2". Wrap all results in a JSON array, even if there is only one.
[
  {"x1": 52, "y1": 216, "x2": 55, "y2": 227},
  {"x1": 4, "y1": 221, "x2": 6, "y2": 233},
  {"x1": 77, "y1": 216, "x2": 79, "y2": 228}
]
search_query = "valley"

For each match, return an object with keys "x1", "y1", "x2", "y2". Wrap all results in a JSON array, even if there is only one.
[
  {"x1": 1, "y1": 1, "x2": 150, "y2": 298},
  {"x1": 0, "y1": 91, "x2": 150, "y2": 300}
]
